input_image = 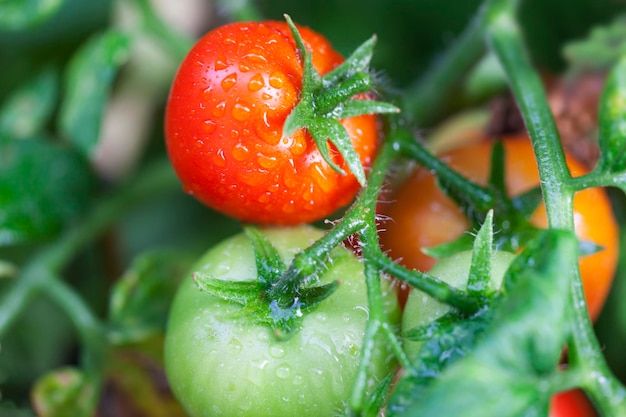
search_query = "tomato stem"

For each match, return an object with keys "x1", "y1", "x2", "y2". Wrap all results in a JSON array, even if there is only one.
[
  {"x1": 392, "y1": 124, "x2": 496, "y2": 213},
  {"x1": 401, "y1": 1, "x2": 489, "y2": 125},
  {"x1": 487, "y1": 3, "x2": 626, "y2": 415}
]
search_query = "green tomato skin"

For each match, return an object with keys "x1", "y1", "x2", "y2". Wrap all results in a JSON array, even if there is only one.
[
  {"x1": 165, "y1": 225, "x2": 400, "y2": 417},
  {"x1": 402, "y1": 250, "x2": 516, "y2": 359}
]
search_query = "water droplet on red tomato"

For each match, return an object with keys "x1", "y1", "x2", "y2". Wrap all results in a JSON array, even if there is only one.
[
  {"x1": 257, "y1": 152, "x2": 278, "y2": 169},
  {"x1": 269, "y1": 71, "x2": 286, "y2": 89},
  {"x1": 248, "y1": 74, "x2": 265, "y2": 92},
  {"x1": 241, "y1": 52, "x2": 268, "y2": 71},
  {"x1": 213, "y1": 101, "x2": 226, "y2": 117},
  {"x1": 221, "y1": 73, "x2": 237, "y2": 92},
  {"x1": 214, "y1": 55, "x2": 228, "y2": 70},
  {"x1": 311, "y1": 163, "x2": 332, "y2": 192},
  {"x1": 289, "y1": 134, "x2": 307, "y2": 156},
  {"x1": 212, "y1": 149, "x2": 226, "y2": 167},
  {"x1": 203, "y1": 119, "x2": 217, "y2": 133},
  {"x1": 232, "y1": 102, "x2": 251, "y2": 121},
  {"x1": 232, "y1": 143, "x2": 250, "y2": 161}
]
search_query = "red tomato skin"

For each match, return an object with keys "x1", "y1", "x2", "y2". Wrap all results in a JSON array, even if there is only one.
[
  {"x1": 165, "y1": 21, "x2": 379, "y2": 225},
  {"x1": 550, "y1": 390, "x2": 597, "y2": 417},
  {"x1": 379, "y1": 135, "x2": 618, "y2": 320}
]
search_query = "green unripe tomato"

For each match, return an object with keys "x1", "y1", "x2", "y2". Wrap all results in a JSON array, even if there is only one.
[
  {"x1": 402, "y1": 250, "x2": 516, "y2": 359},
  {"x1": 164, "y1": 225, "x2": 400, "y2": 417}
]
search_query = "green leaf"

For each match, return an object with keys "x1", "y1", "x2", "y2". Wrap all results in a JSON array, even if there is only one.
[
  {"x1": 510, "y1": 185, "x2": 543, "y2": 217},
  {"x1": 0, "y1": 0, "x2": 64, "y2": 30},
  {"x1": 297, "y1": 281, "x2": 339, "y2": 310},
  {"x1": 422, "y1": 233, "x2": 474, "y2": 259},
  {"x1": 389, "y1": 310, "x2": 493, "y2": 415},
  {"x1": 393, "y1": 230, "x2": 577, "y2": 417},
  {"x1": 108, "y1": 250, "x2": 193, "y2": 344},
  {"x1": 315, "y1": 72, "x2": 373, "y2": 113},
  {"x1": 0, "y1": 137, "x2": 93, "y2": 246},
  {"x1": 309, "y1": 118, "x2": 367, "y2": 186},
  {"x1": 563, "y1": 16, "x2": 626, "y2": 75},
  {"x1": 0, "y1": 66, "x2": 59, "y2": 139},
  {"x1": 31, "y1": 367, "x2": 95, "y2": 417},
  {"x1": 331, "y1": 99, "x2": 400, "y2": 119},
  {"x1": 244, "y1": 226, "x2": 286, "y2": 286},
  {"x1": 362, "y1": 373, "x2": 394, "y2": 417},
  {"x1": 194, "y1": 273, "x2": 261, "y2": 305},
  {"x1": 467, "y1": 210, "x2": 494, "y2": 295},
  {"x1": 597, "y1": 54, "x2": 626, "y2": 174},
  {"x1": 59, "y1": 30, "x2": 131, "y2": 156},
  {"x1": 322, "y1": 35, "x2": 377, "y2": 86}
]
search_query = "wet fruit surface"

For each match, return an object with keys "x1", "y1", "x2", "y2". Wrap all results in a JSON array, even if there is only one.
[
  {"x1": 165, "y1": 21, "x2": 379, "y2": 225},
  {"x1": 164, "y1": 226, "x2": 400, "y2": 417}
]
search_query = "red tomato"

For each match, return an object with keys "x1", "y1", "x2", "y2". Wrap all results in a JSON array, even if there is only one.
[
  {"x1": 379, "y1": 135, "x2": 618, "y2": 320},
  {"x1": 165, "y1": 21, "x2": 379, "y2": 225},
  {"x1": 550, "y1": 390, "x2": 597, "y2": 417}
]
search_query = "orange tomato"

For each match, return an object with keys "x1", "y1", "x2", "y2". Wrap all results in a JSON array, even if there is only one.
[{"x1": 379, "y1": 135, "x2": 618, "y2": 320}]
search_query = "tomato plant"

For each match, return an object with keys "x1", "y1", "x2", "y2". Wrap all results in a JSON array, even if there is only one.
[
  {"x1": 165, "y1": 20, "x2": 382, "y2": 225},
  {"x1": 164, "y1": 226, "x2": 399, "y2": 417},
  {"x1": 379, "y1": 135, "x2": 619, "y2": 320},
  {"x1": 3, "y1": 1, "x2": 626, "y2": 417}
]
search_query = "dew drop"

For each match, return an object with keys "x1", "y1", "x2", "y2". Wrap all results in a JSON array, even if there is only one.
[
  {"x1": 223, "y1": 37, "x2": 237, "y2": 45},
  {"x1": 258, "y1": 193, "x2": 271, "y2": 203},
  {"x1": 282, "y1": 201, "x2": 296, "y2": 214},
  {"x1": 293, "y1": 374, "x2": 304, "y2": 386},
  {"x1": 203, "y1": 119, "x2": 217, "y2": 133},
  {"x1": 314, "y1": 312, "x2": 327, "y2": 322},
  {"x1": 239, "y1": 53, "x2": 269, "y2": 74},
  {"x1": 221, "y1": 73, "x2": 238, "y2": 92},
  {"x1": 214, "y1": 55, "x2": 228, "y2": 70},
  {"x1": 289, "y1": 134, "x2": 307, "y2": 156},
  {"x1": 213, "y1": 101, "x2": 226, "y2": 117},
  {"x1": 266, "y1": 34, "x2": 281, "y2": 45},
  {"x1": 261, "y1": 92, "x2": 273, "y2": 101},
  {"x1": 230, "y1": 129, "x2": 240, "y2": 139},
  {"x1": 269, "y1": 71, "x2": 286, "y2": 89},
  {"x1": 212, "y1": 149, "x2": 226, "y2": 167},
  {"x1": 269, "y1": 345, "x2": 286, "y2": 358},
  {"x1": 257, "y1": 153, "x2": 278, "y2": 169},
  {"x1": 283, "y1": 173, "x2": 297, "y2": 189},
  {"x1": 229, "y1": 338, "x2": 243, "y2": 352},
  {"x1": 248, "y1": 74, "x2": 265, "y2": 92},
  {"x1": 311, "y1": 163, "x2": 332, "y2": 192},
  {"x1": 254, "y1": 112, "x2": 281, "y2": 145},
  {"x1": 232, "y1": 102, "x2": 251, "y2": 121},
  {"x1": 276, "y1": 364, "x2": 292, "y2": 379},
  {"x1": 232, "y1": 143, "x2": 250, "y2": 161}
]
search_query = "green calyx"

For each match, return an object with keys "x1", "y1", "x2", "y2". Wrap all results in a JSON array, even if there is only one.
[
  {"x1": 282, "y1": 14, "x2": 400, "y2": 187},
  {"x1": 193, "y1": 227, "x2": 338, "y2": 339}
]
